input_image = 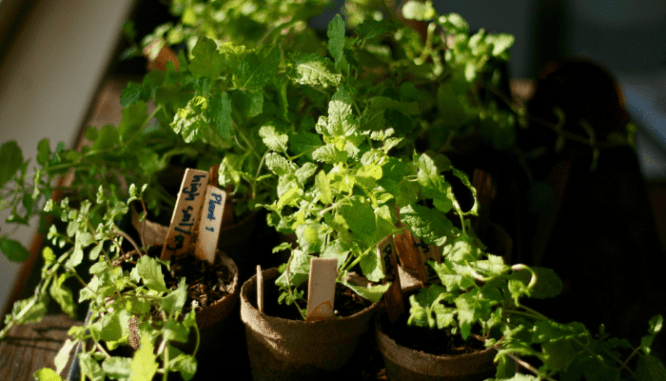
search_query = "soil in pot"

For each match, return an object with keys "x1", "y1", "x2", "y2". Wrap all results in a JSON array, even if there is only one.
[
  {"x1": 240, "y1": 268, "x2": 379, "y2": 381},
  {"x1": 375, "y1": 312, "x2": 496, "y2": 381}
]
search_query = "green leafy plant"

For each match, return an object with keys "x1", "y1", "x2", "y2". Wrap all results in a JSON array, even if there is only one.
[
  {"x1": 2, "y1": 185, "x2": 201, "y2": 381},
  {"x1": 404, "y1": 172, "x2": 666, "y2": 380}
]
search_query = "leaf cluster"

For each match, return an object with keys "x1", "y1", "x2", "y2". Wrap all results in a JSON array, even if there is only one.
[{"x1": 2, "y1": 186, "x2": 200, "y2": 381}]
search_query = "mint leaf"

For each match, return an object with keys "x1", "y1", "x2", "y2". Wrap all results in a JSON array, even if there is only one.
[
  {"x1": 338, "y1": 196, "x2": 376, "y2": 242},
  {"x1": 137, "y1": 256, "x2": 167, "y2": 292},
  {"x1": 161, "y1": 278, "x2": 188, "y2": 315},
  {"x1": 0, "y1": 140, "x2": 23, "y2": 188},
  {"x1": 288, "y1": 53, "x2": 341, "y2": 87},
  {"x1": 117, "y1": 101, "x2": 148, "y2": 143},
  {"x1": 402, "y1": 0, "x2": 437, "y2": 20},
  {"x1": 407, "y1": 284, "x2": 452, "y2": 329},
  {"x1": 311, "y1": 145, "x2": 348, "y2": 163},
  {"x1": 132, "y1": 337, "x2": 158, "y2": 381},
  {"x1": 0, "y1": 236, "x2": 30, "y2": 262},
  {"x1": 189, "y1": 37, "x2": 223, "y2": 79},
  {"x1": 78, "y1": 352, "x2": 105, "y2": 381},
  {"x1": 275, "y1": 250, "x2": 311, "y2": 288},
  {"x1": 399, "y1": 204, "x2": 456, "y2": 247},
  {"x1": 231, "y1": 90, "x2": 263, "y2": 118},
  {"x1": 315, "y1": 170, "x2": 333, "y2": 205},
  {"x1": 259, "y1": 125, "x2": 289, "y2": 153},
  {"x1": 340, "y1": 277, "x2": 390, "y2": 303},
  {"x1": 49, "y1": 275, "x2": 76, "y2": 318},
  {"x1": 54, "y1": 339, "x2": 77, "y2": 374},
  {"x1": 360, "y1": 249, "x2": 384, "y2": 282},
  {"x1": 637, "y1": 354, "x2": 666, "y2": 381},
  {"x1": 102, "y1": 357, "x2": 132, "y2": 381},
  {"x1": 289, "y1": 132, "x2": 322, "y2": 159},
  {"x1": 327, "y1": 14, "x2": 345, "y2": 68},
  {"x1": 169, "y1": 351, "x2": 197, "y2": 381},
  {"x1": 295, "y1": 222, "x2": 325, "y2": 255},
  {"x1": 163, "y1": 317, "x2": 189, "y2": 343},
  {"x1": 34, "y1": 368, "x2": 63, "y2": 381},
  {"x1": 209, "y1": 91, "x2": 233, "y2": 139},
  {"x1": 233, "y1": 46, "x2": 280, "y2": 90},
  {"x1": 320, "y1": 241, "x2": 350, "y2": 269},
  {"x1": 171, "y1": 96, "x2": 208, "y2": 143},
  {"x1": 37, "y1": 138, "x2": 51, "y2": 166}
]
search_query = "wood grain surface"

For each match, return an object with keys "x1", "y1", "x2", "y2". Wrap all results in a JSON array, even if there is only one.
[{"x1": 0, "y1": 314, "x2": 79, "y2": 380}]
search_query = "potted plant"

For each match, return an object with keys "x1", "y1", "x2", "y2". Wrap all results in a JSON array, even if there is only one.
[
  {"x1": 1, "y1": 184, "x2": 239, "y2": 381},
  {"x1": 373, "y1": 154, "x2": 666, "y2": 380}
]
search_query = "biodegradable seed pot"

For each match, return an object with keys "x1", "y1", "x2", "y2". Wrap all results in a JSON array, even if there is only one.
[
  {"x1": 240, "y1": 268, "x2": 378, "y2": 381},
  {"x1": 375, "y1": 313, "x2": 496, "y2": 381}
]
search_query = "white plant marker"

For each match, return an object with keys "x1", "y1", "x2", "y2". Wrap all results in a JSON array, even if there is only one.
[
  {"x1": 306, "y1": 257, "x2": 338, "y2": 322},
  {"x1": 194, "y1": 185, "x2": 227, "y2": 264},
  {"x1": 161, "y1": 169, "x2": 209, "y2": 260},
  {"x1": 377, "y1": 236, "x2": 404, "y2": 322},
  {"x1": 257, "y1": 265, "x2": 264, "y2": 313}
]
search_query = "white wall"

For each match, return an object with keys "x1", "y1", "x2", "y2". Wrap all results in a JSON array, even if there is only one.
[{"x1": 0, "y1": 0, "x2": 134, "y2": 315}]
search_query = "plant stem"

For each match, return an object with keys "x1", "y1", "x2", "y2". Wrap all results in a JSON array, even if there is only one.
[{"x1": 162, "y1": 341, "x2": 170, "y2": 381}]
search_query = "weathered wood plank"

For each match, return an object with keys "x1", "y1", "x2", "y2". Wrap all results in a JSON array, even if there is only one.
[{"x1": 0, "y1": 314, "x2": 80, "y2": 380}]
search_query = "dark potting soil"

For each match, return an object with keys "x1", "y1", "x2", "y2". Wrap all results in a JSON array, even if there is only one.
[
  {"x1": 115, "y1": 246, "x2": 232, "y2": 313},
  {"x1": 262, "y1": 281, "x2": 373, "y2": 321},
  {"x1": 381, "y1": 313, "x2": 486, "y2": 356}
]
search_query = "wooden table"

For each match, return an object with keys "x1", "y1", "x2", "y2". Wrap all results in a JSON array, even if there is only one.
[{"x1": 0, "y1": 315, "x2": 80, "y2": 380}]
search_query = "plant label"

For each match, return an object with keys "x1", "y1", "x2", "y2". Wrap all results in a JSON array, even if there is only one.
[
  {"x1": 377, "y1": 236, "x2": 404, "y2": 322},
  {"x1": 306, "y1": 257, "x2": 337, "y2": 322},
  {"x1": 257, "y1": 265, "x2": 264, "y2": 313},
  {"x1": 194, "y1": 185, "x2": 227, "y2": 264},
  {"x1": 161, "y1": 169, "x2": 209, "y2": 260},
  {"x1": 413, "y1": 237, "x2": 443, "y2": 284},
  {"x1": 393, "y1": 229, "x2": 427, "y2": 286}
]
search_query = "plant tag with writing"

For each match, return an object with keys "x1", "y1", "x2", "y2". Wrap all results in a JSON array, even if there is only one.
[
  {"x1": 194, "y1": 185, "x2": 227, "y2": 263},
  {"x1": 377, "y1": 236, "x2": 404, "y2": 322},
  {"x1": 306, "y1": 257, "x2": 337, "y2": 322},
  {"x1": 413, "y1": 237, "x2": 443, "y2": 284},
  {"x1": 161, "y1": 169, "x2": 209, "y2": 260}
]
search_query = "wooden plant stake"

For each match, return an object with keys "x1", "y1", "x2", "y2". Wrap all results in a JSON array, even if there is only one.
[
  {"x1": 161, "y1": 169, "x2": 209, "y2": 260},
  {"x1": 378, "y1": 236, "x2": 404, "y2": 323},
  {"x1": 194, "y1": 185, "x2": 227, "y2": 264},
  {"x1": 257, "y1": 265, "x2": 264, "y2": 313},
  {"x1": 305, "y1": 258, "x2": 338, "y2": 322},
  {"x1": 393, "y1": 227, "x2": 428, "y2": 286}
]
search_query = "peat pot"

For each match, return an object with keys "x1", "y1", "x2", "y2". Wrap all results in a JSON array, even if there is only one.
[
  {"x1": 240, "y1": 267, "x2": 378, "y2": 381},
  {"x1": 375, "y1": 313, "x2": 497, "y2": 381}
]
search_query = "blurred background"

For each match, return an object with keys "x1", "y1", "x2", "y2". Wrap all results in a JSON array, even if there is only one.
[{"x1": 1, "y1": 0, "x2": 665, "y2": 315}]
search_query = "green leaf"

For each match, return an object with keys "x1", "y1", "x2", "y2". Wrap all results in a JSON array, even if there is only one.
[
  {"x1": 288, "y1": 53, "x2": 341, "y2": 87},
  {"x1": 649, "y1": 315, "x2": 663, "y2": 335},
  {"x1": 356, "y1": 19, "x2": 396, "y2": 40},
  {"x1": 320, "y1": 241, "x2": 350, "y2": 269},
  {"x1": 276, "y1": 186, "x2": 303, "y2": 210},
  {"x1": 189, "y1": 37, "x2": 223, "y2": 79},
  {"x1": 399, "y1": 204, "x2": 456, "y2": 247},
  {"x1": 231, "y1": 90, "x2": 263, "y2": 118},
  {"x1": 339, "y1": 197, "x2": 376, "y2": 242},
  {"x1": 209, "y1": 91, "x2": 233, "y2": 139},
  {"x1": 275, "y1": 250, "x2": 311, "y2": 288},
  {"x1": 295, "y1": 222, "x2": 325, "y2": 254},
  {"x1": 37, "y1": 138, "x2": 51, "y2": 166},
  {"x1": 137, "y1": 255, "x2": 167, "y2": 292},
  {"x1": 33, "y1": 368, "x2": 63, "y2": 381},
  {"x1": 265, "y1": 153, "x2": 295, "y2": 176},
  {"x1": 494, "y1": 354, "x2": 516, "y2": 379},
  {"x1": 340, "y1": 277, "x2": 390, "y2": 303},
  {"x1": 78, "y1": 352, "x2": 105, "y2": 381},
  {"x1": 102, "y1": 357, "x2": 132, "y2": 381},
  {"x1": 0, "y1": 236, "x2": 31, "y2": 262},
  {"x1": 233, "y1": 46, "x2": 280, "y2": 90},
  {"x1": 117, "y1": 101, "x2": 148, "y2": 143},
  {"x1": 407, "y1": 284, "x2": 451, "y2": 329},
  {"x1": 289, "y1": 132, "x2": 323, "y2": 159},
  {"x1": 259, "y1": 125, "x2": 289, "y2": 153},
  {"x1": 5, "y1": 296, "x2": 48, "y2": 325},
  {"x1": 431, "y1": 260, "x2": 475, "y2": 291},
  {"x1": 54, "y1": 339, "x2": 77, "y2": 375},
  {"x1": 327, "y1": 14, "x2": 345, "y2": 68},
  {"x1": 360, "y1": 249, "x2": 384, "y2": 282},
  {"x1": 49, "y1": 275, "x2": 76, "y2": 318},
  {"x1": 169, "y1": 352, "x2": 197, "y2": 381},
  {"x1": 94, "y1": 309, "x2": 131, "y2": 343},
  {"x1": 402, "y1": 0, "x2": 437, "y2": 20},
  {"x1": 131, "y1": 336, "x2": 158, "y2": 381},
  {"x1": 541, "y1": 338, "x2": 581, "y2": 372},
  {"x1": 311, "y1": 144, "x2": 348, "y2": 163},
  {"x1": 161, "y1": 278, "x2": 188, "y2": 315},
  {"x1": 42, "y1": 246, "x2": 55, "y2": 264},
  {"x1": 295, "y1": 162, "x2": 317, "y2": 184},
  {"x1": 637, "y1": 354, "x2": 666, "y2": 381},
  {"x1": 509, "y1": 266, "x2": 562, "y2": 300},
  {"x1": 0, "y1": 140, "x2": 23, "y2": 188},
  {"x1": 171, "y1": 96, "x2": 209, "y2": 143},
  {"x1": 315, "y1": 170, "x2": 333, "y2": 205},
  {"x1": 163, "y1": 316, "x2": 190, "y2": 343}
]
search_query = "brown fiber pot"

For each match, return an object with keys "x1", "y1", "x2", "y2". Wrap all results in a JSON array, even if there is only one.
[
  {"x1": 375, "y1": 314, "x2": 497, "y2": 381},
  {"x1": 240, "y1": 268, "x2": 379, "y2": 381}
]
